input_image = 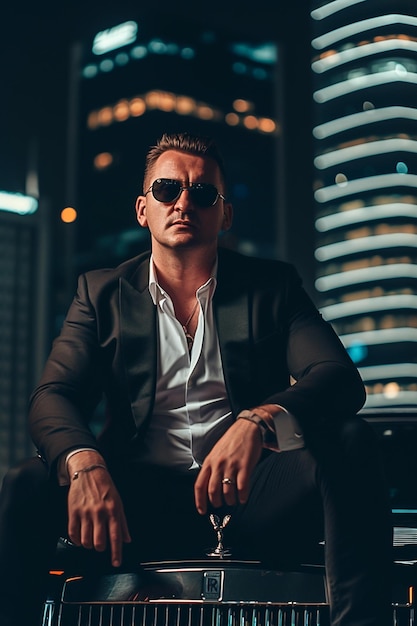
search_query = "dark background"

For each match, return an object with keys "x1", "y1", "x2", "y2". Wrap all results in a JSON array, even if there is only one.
[{"x1": 0, "y1": 0, "x2": 313, "y2": 283}]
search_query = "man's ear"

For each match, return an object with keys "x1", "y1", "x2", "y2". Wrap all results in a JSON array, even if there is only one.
[
  {"x1": 222, "y1": 202, "x2": 233, "y2": 231},
  {"x1": 135, "y1": 196, "x2": 148, "y2": 227}
]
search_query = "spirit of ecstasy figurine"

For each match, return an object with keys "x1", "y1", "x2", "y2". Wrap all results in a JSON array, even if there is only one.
[{"x1": 207, "y1": 514, "x2": 232, "y2": 558}]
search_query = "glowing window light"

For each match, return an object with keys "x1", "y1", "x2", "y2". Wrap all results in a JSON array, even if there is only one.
[
  {"x1": 315, "y1": 138, "x2": 417, "y2": 170},
  {"x1": 243, "y1": 115, "x2": 258, "y2": 130},
  {"x1": 312, "y1": 15, "x2": 417, "y2": 50},
  {"x1": 148, "y1": 39, "x2": 167, "y2": 54},
  {"x1": 131, "y1": 46, "x2": 147, "y2": 59},
  {"x1": 316, "y1": 203, "x2": 417, "y2": 231},
  {"x1": 335, "y1": 173, "x2": 348, "y2": 186},
  {"x1": 233, "y1": 99, "x2": 252, "y2": 113},
  {"x1": 315, "y1": 233, "x2": 417, "y2": 261},
  {"x1": 113, "y1": 100, "x2": 130, "y2": 122},
  {"x1": 115, "y1": 52, "x2": 129, "y2": 66},
  {"x1": 196, "y1": 105, "x2": 214, "y2": 120},
  {"x1": 341, "y1": 327, "x2": 417, "y2": 347},
  {"x1": 359, "y1": 363, "x2": 417, "y2": 381},
  {"x1": 82, "y1": 64, "x2": 98, "y2": 79},
  {"x1": 311, "y1": 0, "x2": 366, "y2": 20},
  {"x1": 87, "y1": 111, "x2": 100, "y2": 130},
  {"x1": 397, "y1": 161, "x2": 408, "y2": 174},
  {"x1": 231, "y1": 42, "x2": 277, "y2": 64},
  {"x1": 0, "y1": 191, "x2": 38, "y2": 215},
  {"x1": 175, "y1": 96, "x2": 195, "y2": 115},
  {"x1": 225, "y1": 112, "x2": 240, "y2": 126},
  {"x1": 364, "y1": 391, "x2": 417, "y2": 407},
  {"x1": 145, "y1": 91, "x2": 163, "y2": 108},
  {"x1": 252, "y1": 67, "x2": 268, "y2": 80},
  {"x1": 157, "y1": 92, "x2": 176, "y2": 112},
  {"x1": 314, "y1": 70, "x2": 417, "y2": 103},
  {"x1": 180, "y1": 47, "x2": 195, "y2": 59},
  {"x1": 129, "y1": 98, "x2": 146, "y2": 117},
  {"x1": 314, "y1": 173, "x2": 417, "y2": 203},
  {"x1": 313, "y1": 106, "x2": 417, "y2": 139},
  {"x1": 61, "y1": 207, "x2": 77, "y2": 223},
  {"x1": 92, "y1": 21, "x2": 138, "y2": 56},
  {"x1": 97, "y1": 107, "x2": 113, "y2": 126},
  {"x1": 93, "y1": 153, "x2": 113, "y2": 170},
  {"x1": 312, "y1": 39, "x2": 417, "y2": 73},
  {"x1": 315, "y1": 264, "x2": 417, "y2": 291},
  {"x1": 232, "y1": 62, "x2": 247, "y2": 74},
  {"x1": 321, "y1": 295, "x2": 417, "y2": 320},
  {"x1": 99, "y1": 59, "x2": 114, "y2": 73},
  {"x1": 258, "y1": 118, "x2": 277, "y2": 133}
]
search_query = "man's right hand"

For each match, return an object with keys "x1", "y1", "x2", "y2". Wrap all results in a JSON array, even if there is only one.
[{"x1": 67, "y1": 450, "x2": 131, "y2": 567}]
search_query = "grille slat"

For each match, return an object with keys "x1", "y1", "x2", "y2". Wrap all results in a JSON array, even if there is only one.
[{"x1": 56, "y1": 602, "x2": 330, "y2": 626}]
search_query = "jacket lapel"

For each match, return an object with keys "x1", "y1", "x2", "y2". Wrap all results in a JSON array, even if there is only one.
[{"x1": 119, "y1": 261, "x2": 156, "y2": 433}]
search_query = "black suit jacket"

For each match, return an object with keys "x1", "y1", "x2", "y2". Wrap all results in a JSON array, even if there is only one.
[{"x1": 29, "y1": 248, "x2": 365, "y2": 471}]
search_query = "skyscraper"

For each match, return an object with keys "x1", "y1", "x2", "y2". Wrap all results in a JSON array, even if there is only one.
[{"x1": 311, "y1": 0, "x2": 417, "y2": 410}]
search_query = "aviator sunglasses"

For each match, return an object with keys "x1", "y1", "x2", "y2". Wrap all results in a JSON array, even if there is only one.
[{"x1": 145, "y1": 178, "x2": 226, "y2": 208}]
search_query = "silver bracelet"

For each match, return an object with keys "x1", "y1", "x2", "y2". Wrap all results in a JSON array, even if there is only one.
[{"x1": 72, "y1": 463, "x2": 107, "y2": 481}]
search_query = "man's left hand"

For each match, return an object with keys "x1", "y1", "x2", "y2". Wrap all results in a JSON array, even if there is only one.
[{"x1": 194, "y1": 418, "x2": 263, "y2": 514}]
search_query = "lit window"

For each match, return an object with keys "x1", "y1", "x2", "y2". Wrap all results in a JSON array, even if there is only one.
[
  {"x1": 98, "y1": 107, "x2": 113, "y2": 126},
  {"x1": 196, "y1": 105, "x2": 214, "y2": 120},
  {"x1": 113, "y1": 100, "x2": 130, "y2": 122},
  {"x1": 233, "y1": 99, "x2": 252, "y2": 113},
  {"x1": 258, "y1": 118, "x2": 277, "y2": 133},
  {"x1": 225, "y1": 112, "x2": 239, "y2": 126},
  {"x1": 93, "y1": 153, "x2": 114, "y2": 170},
  {"x1": 243, "y1": 115, "x2": 258, "y2": 130},
  {"x1": 99, "y1": 59, "x2": 114, "y2": 73},
  {"x1": 176, "y1": 96, "x2": 195, "y2": 115},
  {"x1": 87, "y1": 111, "x2": 99, "y2": 130},
  {"x1": 131, "y1": 46, "x2": 147, "y2": 59},
  {"x1": 61, "y1": 207, "x2": 77, "y2": 223},
  {"x1": 129, "y1": 98, "x2": 146, "y2": 117}
]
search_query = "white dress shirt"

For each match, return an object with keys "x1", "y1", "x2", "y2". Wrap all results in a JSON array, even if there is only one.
[{"x1": 138, "y1": 258, "x2": 234, "y2": 470}]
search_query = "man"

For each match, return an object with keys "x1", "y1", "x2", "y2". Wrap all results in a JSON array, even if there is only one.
[{"x1": 0, "y1": 132, "x2": 392, "y2": 626}]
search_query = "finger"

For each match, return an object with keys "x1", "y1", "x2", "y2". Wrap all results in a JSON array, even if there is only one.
[
  {"x1": 121, "y1": 512, "x2": 132, "y2": 544},
  {"x1": 236, "y1": 467, "x2": 251, "y2": 504},
  {"x1": 207, "y1": 470, "x2": 224, "y2": 510},
  {"x1": 108, "y1": 518, "x2": 123, "y2": 567},
  {"x1": 80, "y1": 518, "x2": 94, "y2": 550},
  {"x1": 67, "y1": 513, "x2": 81, "y2": 547},
  {"x1": 92, "y1": 516, "x2": 108, "y2": 553},
  {"x1": 194, "y1": 468, "x2": 210, "y2": 515},
  {"x1": 222, "y1": 478, "x2": 238, "y2": 506}
]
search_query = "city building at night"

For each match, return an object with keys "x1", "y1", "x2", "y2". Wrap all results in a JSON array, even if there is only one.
[
  {"x1": 0, "y1": 193, "x2": 49, "y2": 479},
  {"x1": 311, "y1": 0, "x2": 417, "y2": 410}
]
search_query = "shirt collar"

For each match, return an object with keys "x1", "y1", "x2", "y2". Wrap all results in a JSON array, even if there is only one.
[{"x1": 148, "y1": 255, "x2": 218, "y2": 305}]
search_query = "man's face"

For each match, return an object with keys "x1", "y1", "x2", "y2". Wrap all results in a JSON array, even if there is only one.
[{"x1": 135, "y1": 150, "x2": 232, "y2": 252}]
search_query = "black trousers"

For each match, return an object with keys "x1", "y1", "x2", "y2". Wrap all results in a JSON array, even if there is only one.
[{"x1": 0, "y1": 418, "x2": 392, "y2": 626}]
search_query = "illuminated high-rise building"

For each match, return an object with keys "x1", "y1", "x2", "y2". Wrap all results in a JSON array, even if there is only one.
[
  {"x1": 0, "y1": 193, "x2": 49, "y2": 480},
  {"x1": 311, "y1": 0, "x2": 417, "y2": 410}
]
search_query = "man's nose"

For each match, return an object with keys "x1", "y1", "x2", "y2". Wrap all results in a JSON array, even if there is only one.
[{"x1": 174, "y1": 188, "x2": 194, "y2": 211}]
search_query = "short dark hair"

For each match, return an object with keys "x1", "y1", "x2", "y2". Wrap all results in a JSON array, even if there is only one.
[{"x1": 143, "y1": 132, "x2": 227, "y2": 191}]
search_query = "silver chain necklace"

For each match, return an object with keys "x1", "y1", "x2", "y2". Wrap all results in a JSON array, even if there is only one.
[{"x1": 182, "y1": 299, "x2": 199, "y2": 352}]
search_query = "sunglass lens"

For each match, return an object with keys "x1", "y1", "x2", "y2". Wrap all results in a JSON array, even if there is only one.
[
  {"x1": 191, "y1": 184, "x2": 218, "y2": 207},
  {"x1": 152, "y1": 179, "x2": 181, "y2": 203}
]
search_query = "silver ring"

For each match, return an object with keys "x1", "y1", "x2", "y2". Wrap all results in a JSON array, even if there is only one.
[{"x1": 221, "y1": 477, "x2": 235, "y2": 485}]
